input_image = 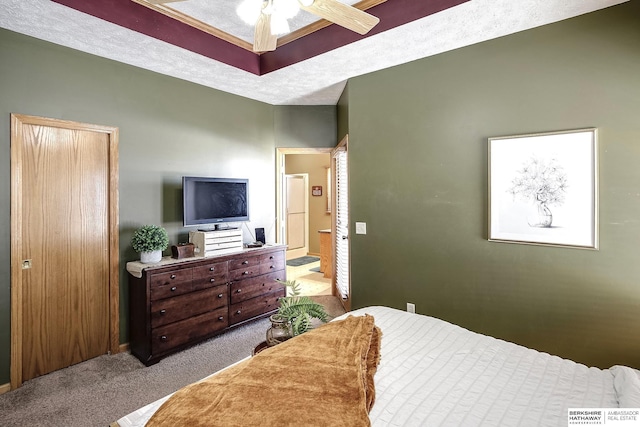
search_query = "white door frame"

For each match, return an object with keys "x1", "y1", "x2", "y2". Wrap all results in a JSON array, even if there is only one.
[{"x1": 275, "y1": 148, "x2": 333, "y2": 256}]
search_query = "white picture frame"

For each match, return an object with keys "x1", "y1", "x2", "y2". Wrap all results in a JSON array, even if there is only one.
[{"x1": 488, "y1": 128, "x2": 598, "y2": 249}]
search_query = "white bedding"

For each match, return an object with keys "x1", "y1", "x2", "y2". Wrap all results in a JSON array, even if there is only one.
[{"x1": 116, "y1": 306, "x2": 639, "y2": 427}]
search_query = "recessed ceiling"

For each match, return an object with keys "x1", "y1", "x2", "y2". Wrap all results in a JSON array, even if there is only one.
[{"x1": 0, "y1": 0, "x2": 628, "y2": 105}]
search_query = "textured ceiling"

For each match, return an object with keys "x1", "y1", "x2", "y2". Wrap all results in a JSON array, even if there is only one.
[{"x1": 0, "y1": 0, "x2": 628, "y2": 105}]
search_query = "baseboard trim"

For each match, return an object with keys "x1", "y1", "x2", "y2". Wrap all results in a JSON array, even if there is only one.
[{"x1": 0, "y1": 382, "x2": 10, "y2": 395}]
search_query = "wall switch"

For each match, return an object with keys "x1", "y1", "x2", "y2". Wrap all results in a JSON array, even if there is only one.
[
  {"x1": 407, "y1": 302, "x2": 415, "y2": 314},
  {"x1": 355, "y1": 222, "x2": 367, "y2": 234}
]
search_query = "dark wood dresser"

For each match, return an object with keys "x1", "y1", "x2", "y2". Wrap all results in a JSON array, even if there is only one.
[{"x1": 127, "y1": 245, "x2": 286, "y2": 366}]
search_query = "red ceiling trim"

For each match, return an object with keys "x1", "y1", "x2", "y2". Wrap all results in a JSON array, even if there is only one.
[
  {"x1": 52, "y1": 0, "x2": 470, "y2": 76},
  {"x1": 260, "y1": 0, "x2": 470, "y2": 74}
]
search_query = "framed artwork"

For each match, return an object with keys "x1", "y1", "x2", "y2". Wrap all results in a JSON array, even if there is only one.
[{"x1": 488, "y1": 128, "x2": 598, "y2": 249}]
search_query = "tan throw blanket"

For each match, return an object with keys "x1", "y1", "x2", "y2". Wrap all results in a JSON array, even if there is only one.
[{"x1": 147, "y1": 314, "x2": 381, "y2": 427}]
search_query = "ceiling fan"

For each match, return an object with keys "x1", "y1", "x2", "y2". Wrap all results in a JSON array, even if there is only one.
[{"x1": 147, "y1": 0, "x2": 380, "y2": 53}]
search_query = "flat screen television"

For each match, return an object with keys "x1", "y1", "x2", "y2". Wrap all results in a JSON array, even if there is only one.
[{"x1": 183, "y1": 177, "x2": 249, "y2": 227}]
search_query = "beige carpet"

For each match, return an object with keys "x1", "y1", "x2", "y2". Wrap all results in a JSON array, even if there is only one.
[{"x1": 0, "y1": 296, "x2": 347, "y2": 427}]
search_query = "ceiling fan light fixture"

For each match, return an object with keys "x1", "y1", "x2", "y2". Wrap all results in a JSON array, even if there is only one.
[
  {"x1": 237, "y1": 0, "x2": 263, "y2": 25},
  {"x1": 270, "y1": 13, "x2": 291, "y2": 35},
  {"x1": 272, "y1": 0, "x2": 300, "y2": 20}
]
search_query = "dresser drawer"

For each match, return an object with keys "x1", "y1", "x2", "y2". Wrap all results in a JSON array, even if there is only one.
[
  {"x1": 258, "y1": 251, "x2": 284, "y2": 264},
  {"x1": 152, "y1": 307, "x2": 228, "y2": 354},
  {"x1": 229, "y1": 290, "x2": 283, "y2": 325},
  {"x1": 150, "y1": 285, "x2": 228, "y2": 328},
  {"x1": 230, "y1": 272, "x2": 286, "y2": 304},
  {"x1": 150, "y1": 281, "x2": 194, "y2": 301},
  {"x1": 229, "y1": 266, "x2": 261, "y2": 281},
  {"x1": 192, "y1": 261, "x2": 228, "y2": 279},
  {"x1": 192, "y1": 270, "x2": 228, "y2": 291},
  {"x1": 228, "y1": 255, "x2": 260, "y2": 271},
  {"x1": 259, "y1": 258, "x2": 285, "y2": 275},
  {"x1": 149, "y1": 269, "x2": 193, "y2": 288}
]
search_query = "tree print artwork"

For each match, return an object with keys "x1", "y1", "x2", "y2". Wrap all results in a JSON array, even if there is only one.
[
  {"x1": 489, "y1": 128, "x2": 596, "y2": 248},
  {"x1": 508, "y1": 156, "x2": 568, "y2": 228}
]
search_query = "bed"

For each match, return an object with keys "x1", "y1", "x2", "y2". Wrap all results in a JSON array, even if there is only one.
[{"x1": 115, "y1": 306, "x2": 640, "y2": 426}]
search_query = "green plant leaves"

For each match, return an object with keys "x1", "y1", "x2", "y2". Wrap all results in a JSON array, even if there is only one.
[
  {"x1": 131, "y1": 225, "x2": 169, "y2": 253},
  {"x1": 276, "y1": 280, "x2": 329, "y2": 336}
]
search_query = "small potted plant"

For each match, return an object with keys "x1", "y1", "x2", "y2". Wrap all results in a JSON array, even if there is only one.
[
  {"x1": 265, "y1": 280, "x2": 329, "y2": 346},
  {"x1": 131, "y1": 224, "x2": 169, "y2": 264}
]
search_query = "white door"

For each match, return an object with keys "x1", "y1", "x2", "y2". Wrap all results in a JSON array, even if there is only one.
[{"x1": 285, "y1": 174, "x2": 309, "y2": 259}]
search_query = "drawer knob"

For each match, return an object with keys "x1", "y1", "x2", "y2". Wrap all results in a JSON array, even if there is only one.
[
  {"x1": 270, "y1": 265, "x2": 274, "y2": 269},
  {"x1": 160, "y1": 335, "x2": 168, "y2": 341},
  {"x1": 170, "y1": 274, "x2": 176, "y2": 279},
  {"x1": 210, "y1": 278, "x2": 215, "y2": 283},
  {"x1": 217, "y1": 293, "x2": 224, "y2": 298},
  {"x1": 269, "y1": 256, "x2": 274, "y2": 260},
  {"x1": 209, "y1": 267, "x2": 215, "y2": 271},
  {"x1": 235, "y1": 289, "x2": 242, "y2": 293},
  {"x1": 160, "y1": 309, "x2": 166, "y2": 315},
  {"x1": 236, "y1": 310, "x2": 242, "y2": 315},
  {"x1": 171, "y1": 286, "x2": 177, "y2": 292},
  {"x1": 242, "y1": 271, "x2": 249, "y2": 275},
  {"x1": 218, "y1": 316, "x2": 224, "y2": 321},
  {"x1": 242, "y1": 260, "x2": 249, "y2": 265}
]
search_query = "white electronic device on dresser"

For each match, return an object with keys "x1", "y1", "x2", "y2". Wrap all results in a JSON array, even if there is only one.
[{"x1": 189, "y1": 229, "x2": 243, "y2": 257}]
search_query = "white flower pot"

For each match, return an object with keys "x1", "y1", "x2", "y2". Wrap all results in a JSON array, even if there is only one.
[{"x1": 140, "y1": 250, "x2": 162, "y2": 264}]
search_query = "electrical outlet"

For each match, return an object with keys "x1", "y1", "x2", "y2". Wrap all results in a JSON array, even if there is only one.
[{"x1": 407, "y1": 302, "x2": 415, "y2": 314}]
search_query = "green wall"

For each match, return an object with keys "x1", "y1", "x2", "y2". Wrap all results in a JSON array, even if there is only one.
[
  {"x1": 345, "y1": 1, "x2": 640, "y2": 369},
  {"x1": 0, "y1": 29, "x2": 334, "y2": 385}
]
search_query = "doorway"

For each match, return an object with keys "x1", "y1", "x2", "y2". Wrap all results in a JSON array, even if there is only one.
[
  {"x1": 276, "y1": 148, "x2": 333, "y2": 297},
  {"x1": 10, "y1": 114, "x2": 120, "y2": 389}
]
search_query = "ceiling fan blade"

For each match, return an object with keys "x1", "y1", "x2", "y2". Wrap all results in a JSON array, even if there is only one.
[
  {"x1": 253, "y1": 13, "x2": 278, "y2": 52},
  {"x1": 300, "y1": 0, "x2": 380, "y2": 35}
]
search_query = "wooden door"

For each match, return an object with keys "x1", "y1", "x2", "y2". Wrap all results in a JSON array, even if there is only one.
[{"x1": 10, "y1": 114, "x2": 119, "y2": 389}]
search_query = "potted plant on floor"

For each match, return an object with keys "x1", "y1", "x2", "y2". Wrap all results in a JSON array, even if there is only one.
[
  {"x1": 265, "y1": 280, "x2": 329, "y2": 346},
  {"x1": 131, "y1": 224, "x2": 169, "y2": 264}
]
